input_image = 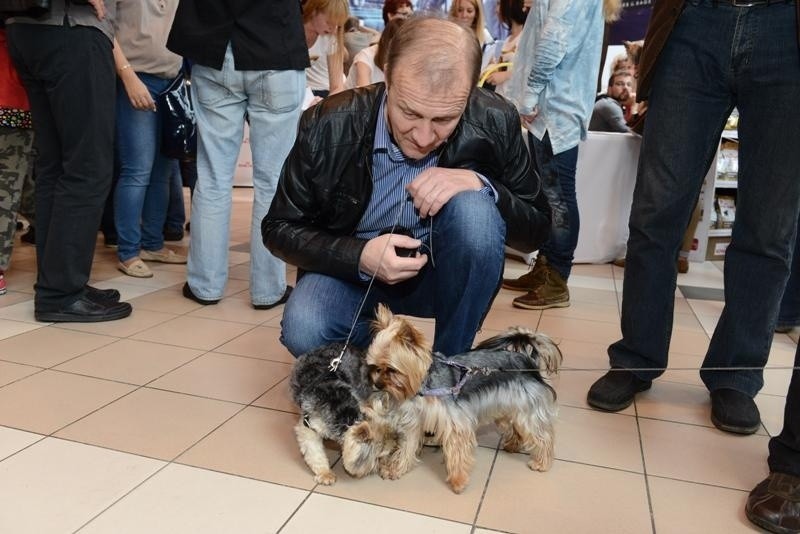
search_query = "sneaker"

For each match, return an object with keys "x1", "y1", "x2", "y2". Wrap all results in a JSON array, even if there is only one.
[
  {"x1": 710, "y1": 388, "x2": 761, "y2": 435},
  {"x1": 512, "y1": 265, "x2": 570, "y2": 310},
  {"x1": 0, "y1": 273, "x2": 6, "y2": 295},
  {"x1": 587, "y1": 368, "x2": 652, "y2": 412},
  {"x1": 502, "y1": 254, "x2": 549, "y2": 292},
  {"x1": 140, "y1": 248, "x2": 187, "y2": 264}
]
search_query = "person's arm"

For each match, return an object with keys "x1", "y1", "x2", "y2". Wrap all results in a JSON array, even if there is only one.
[
  {"x1": 518, "y1": 0, "x2": 585, "y2": 115},
  {"x1": 596, "y1": 99, "x2": 630, "y2": 133},
  {"x1": 354, "y1": 61, "x2": 372, "y2": 88},
  {"x1": 113, "y1": 38, "x2": 156, "y2": 111}
]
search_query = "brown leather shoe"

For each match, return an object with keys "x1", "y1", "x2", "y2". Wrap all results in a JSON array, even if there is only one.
[
  {"x1": 745, "y1": 472, "x2": 800, "y2": 534},
  {"x1": 512, "y1": 266, "x2": 570, "y2": 310},
  {"x1": 502, "y1": 254, "x2": 549, "y2": 292}
]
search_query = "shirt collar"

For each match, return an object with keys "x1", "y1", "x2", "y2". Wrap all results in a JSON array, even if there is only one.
[{"x1": 374, "y1": 93, "x2": 411, "y2": 163}]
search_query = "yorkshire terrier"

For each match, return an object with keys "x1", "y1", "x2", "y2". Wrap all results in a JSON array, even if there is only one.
[
  {"x1": 289, "y1": 343, "x2": 400, "y2": 485},
  {"x1": 364, "y1": 304, "x2": 562, "y2": 493}
]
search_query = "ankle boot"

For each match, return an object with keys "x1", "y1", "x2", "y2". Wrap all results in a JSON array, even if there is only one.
[
  {"x1": 512, "y1": 265, "x2": 570, "y2": 310},
  {"x1": 502, "y1": 254, "x2": 550, "y2": 292}
]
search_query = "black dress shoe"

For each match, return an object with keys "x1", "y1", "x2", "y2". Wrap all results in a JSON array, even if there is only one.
[
  {"x1": 587, "y1": 368, "x2": 652, "y2": 412},
  {"x1": 35, "y1": 296, "x2": 132, "y2": 323},
  {"x1": 746, "y1": 472, "x2": 800, "y2": 534},
  {"x1": 182, "y1": 282, "x2": 219, "y2": 305},
  {"x1": 85, "y1": 285, "x2": 121, "y2": 304},
  {"x1": 253, "y1": 286, "x2": 293, "y2": 310},
  {"x1": 710, "y1": 388, "x2": 761, "y2": 435}
]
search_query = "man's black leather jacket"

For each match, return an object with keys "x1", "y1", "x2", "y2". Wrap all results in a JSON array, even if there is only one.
[{"x1": 262, "y1": 83, "x2": 551, "y2": 283}]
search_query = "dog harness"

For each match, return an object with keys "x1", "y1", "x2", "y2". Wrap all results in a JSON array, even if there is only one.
[{"x1": 419, "y1": 354, "x2": 496, "y2": 397}]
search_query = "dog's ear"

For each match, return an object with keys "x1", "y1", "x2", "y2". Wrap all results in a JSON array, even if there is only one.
[
  {"x1": 372, "y1": 303, "x2": 393, "y2": 331},
  {"x1": 351, "y1": 421, "x2": 373, "y2": 442}
]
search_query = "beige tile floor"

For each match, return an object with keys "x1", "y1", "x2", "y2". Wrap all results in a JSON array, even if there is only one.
[{"x1": 0, "y1": 188, "x2": 794, "y2": 533}]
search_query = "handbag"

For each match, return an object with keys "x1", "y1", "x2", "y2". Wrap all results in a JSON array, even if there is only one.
[
  {"x1": 0, "y1": 0, "x2": 50, "y2": 18},
  {"x1": 158, "y1": 71, "x2": 196, "y2": 161}
]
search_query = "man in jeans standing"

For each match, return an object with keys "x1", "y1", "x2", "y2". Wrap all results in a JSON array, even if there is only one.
[
  {"x1": 585, "y1": 2, "x2": 800, "y2": 529},
  {"x1": 167, "y1": 1, "x2": 308, "y2": 309}
]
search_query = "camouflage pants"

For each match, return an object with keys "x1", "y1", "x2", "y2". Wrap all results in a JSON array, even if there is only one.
[{"x1": 0, "y1": 127, "x2": 35, "y2": 270}]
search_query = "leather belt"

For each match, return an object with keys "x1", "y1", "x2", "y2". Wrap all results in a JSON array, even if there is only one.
[{"x1": 713, "y1": 0, "x2": 794, "y2": 6}]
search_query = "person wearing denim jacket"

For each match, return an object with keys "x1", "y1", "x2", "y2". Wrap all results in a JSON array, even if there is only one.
[
  {"x1": 501, "y1": 0, "x2": 620, "y2": 310},
  {"x1": 580, "y1": 2, "x2": 800, "y2": 531}
]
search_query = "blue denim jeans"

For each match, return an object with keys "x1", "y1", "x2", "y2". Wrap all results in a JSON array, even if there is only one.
[
  {"x1": 777, "y1": 211, "x2": 800, "y2": 329},
  {"x1": 164, "y1": 160, "x2": 185, "y2": 233},
  {"x1": 114, "y1": 72, "x2": 174, "y2": 262},
  {"x1": 528, "y1": 131, "x2": 579, "y2": 280},
  {"x1": 609, "y1": 0, "x2": 800, "y2": 397},
  {"x1": 280, "y1": 191, "x2": 507, "y2": 357},
  {"x1": 186, "y1": 45, "x2": 306, "y2": 305}
]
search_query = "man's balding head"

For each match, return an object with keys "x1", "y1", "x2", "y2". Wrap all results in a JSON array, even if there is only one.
[{"x1": 384, "y1": 16, "x2": 481, "y2": 92}]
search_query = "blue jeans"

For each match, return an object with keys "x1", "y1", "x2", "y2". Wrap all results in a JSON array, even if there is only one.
[
  {"x1": 528, "y1": 132, "x2": 579, "y2": 280},
  {"x1": 609, "y1": 0, "x2": 800, "y2": 397},
  {"x1": 186, "y1": 44, "x2": 305, "y2": 305},
  {"x1": 777, "y1": 211, "x2": 800, "y2": 329},
  {"x1": 281, "y1": 191, "x2": 506, "y2": 357},
  {"x1": 114, "y1": 72, "x2": 173, "y2": 262}
]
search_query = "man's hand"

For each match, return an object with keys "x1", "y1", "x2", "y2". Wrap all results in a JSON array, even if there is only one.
[
  {"x1": 406, "y1": 167, "x2": 483, "y2": 219},
  {"x1": 86, "y1": 0, "x2": 106, "y2": 20},
  {"x1": 521, "y1": 105, "x2": 540, "y2": 128},
  {"x1": 359, "y1": 233, "x2": 427, "y2": 284}
]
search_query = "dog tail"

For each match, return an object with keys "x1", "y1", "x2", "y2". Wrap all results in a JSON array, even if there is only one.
[{"x1": 474, "y1": 326, "x2": 562, "y2": 375}]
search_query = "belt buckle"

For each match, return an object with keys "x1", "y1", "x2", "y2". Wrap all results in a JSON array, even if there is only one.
[{"x1": 730, "y1": 0, "x2": 760, "y2": 6}]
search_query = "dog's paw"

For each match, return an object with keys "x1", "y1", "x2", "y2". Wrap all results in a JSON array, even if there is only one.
[
  {"x1": 379, "y1": 464, "x2": 401, "y2": 480},
  {"x1": 527, "y1": 457, "x2": 551, "y2": 472},
  {"x1": 314, "y1": 471, "x2": 337, "y2": 485},
  {"x1": 446, "y1": 474, "x2": 469, "y2": 494}
]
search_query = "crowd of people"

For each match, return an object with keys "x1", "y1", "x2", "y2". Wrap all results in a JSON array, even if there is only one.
[{"x1": 1, "y1": 1, "x2": 799, "y2": 532}]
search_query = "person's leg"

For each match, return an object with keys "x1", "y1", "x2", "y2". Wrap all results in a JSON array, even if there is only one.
[
  {"x1": 185, "y1": 45, "x2": 247, "y2": 301},
  {"x1": 384, "y1": 191, "x2": 506, "y2": 355},
  {"x1": 776, "y1": 211, "x2": 800, "y2": 331},
  {"x1": 280, "y1": 272, "x2": 371, "y2": 357},
  {"x1": 700, "y1": 2, "x2": 800, "y2": 398},
  {"x1": 9, "y1": 24, "x2": 116, "y2": 311},
  {"x1": 0, "y1": 128, "x2": 34, "y2": 270},
  {"x1": 163, "y1": 160, "x2": 185, "y2": 239},
  {"x1": 243, "y1": 68, "x2": 305, "y2": 307},
  {"x1": 114, "y1": 73, "x2": 171, "y2": 263},
  {"x1": 534, "y1": 135, "x2": 579, "y2": 281}
]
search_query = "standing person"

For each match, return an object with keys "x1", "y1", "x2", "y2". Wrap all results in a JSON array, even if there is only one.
[
  {"x1": 775, "y1": 213, "x2": 800, "y2": 343},
  {"x1": 168, "y1": 1, "x2": 309, "y2": 309},
  {"x1": 6, "y1": 0, "x2": 132, "y2": 322},
  {"x1": 586, "y1": 1, "x2": 800, "y2": 437},
  {"x1": 502, "y1": 0, "x2": 622, "y2": 310},
  {"x1": 113, "y1": 0, "x2": 185, "y2": 279},
  {"x1": 0, "y1": 23, "x2": 34, "y2": 296},
  {"x1": 262, "y1": 16, "x2": 551, "y2": 358},
  {"x1": 745, "y1": 341, "x2": 800, "y2": 533}
]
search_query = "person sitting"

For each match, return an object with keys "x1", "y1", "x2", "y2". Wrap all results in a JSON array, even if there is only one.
[
  {"x1": 345, "y1": 18, "x2": 404, "y2": 89},
  {"x1": 343, "y1": 16, "x2": 380, "y2": 75},
  {"x1": 589, "y1": 71, "x2": 633, "y2": 133},
  {"x1": 262, "y1": 16, "x2": 551, "y2": 358},
  {"x1": 481, "y1": 0, "x2": 527, "y2": 96}
]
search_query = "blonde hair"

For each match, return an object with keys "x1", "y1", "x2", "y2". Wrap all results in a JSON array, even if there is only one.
[
  {"x1": 448, "y1": 0, "x2": 487, "y2": 47},
  {"x1": 302, "y1": 0, "x2": 350, "y2": 64},
  {"x1": 603, "y1": 0, "x2": 623, "y2": 23}
]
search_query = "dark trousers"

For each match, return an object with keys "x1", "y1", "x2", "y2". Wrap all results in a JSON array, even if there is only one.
[
  {"x1": 769, "y1": 344, "x2": 800, "y2": 477},
  {"x1": 7, "y1": 23, "x2": 115, "y2": 311}
]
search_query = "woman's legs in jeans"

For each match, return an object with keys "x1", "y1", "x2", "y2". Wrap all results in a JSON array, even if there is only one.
[
  {"x1": 114, "y1": 73, "x2": 172, "y2": 263},
  {"x1": 281, "y1": 191, "x2": 505, "y2": 357}
]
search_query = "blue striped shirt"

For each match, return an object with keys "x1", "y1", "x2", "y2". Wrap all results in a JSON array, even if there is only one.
[{"x1": 355, "y1": 96, "x2": 438, "y2": 243}]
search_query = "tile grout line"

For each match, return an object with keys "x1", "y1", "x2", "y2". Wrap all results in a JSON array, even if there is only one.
[{"x1": 633, "y1": 400, "x2": 658, "y2": 534}]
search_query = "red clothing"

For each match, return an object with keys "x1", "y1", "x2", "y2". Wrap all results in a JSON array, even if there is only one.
[{"x1": 0, "y1": 29, "x2": 30, "y2": 111}]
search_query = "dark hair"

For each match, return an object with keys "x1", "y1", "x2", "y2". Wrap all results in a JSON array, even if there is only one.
[
  {"x1": 607, "y1": 70, "x2": 632, "y2": 88},
  {"x1": 385, "y1": 16, "x2": 481, "y2": 88},
  {"x1": 498, "y1": 0, "x2": 527, "y2": 28},
  {"x1": 382, "y1": 0, "x2": 413, "y2": 25},
  {"x1": 374, "y1": 18, "x2": 406, "y2": 72}
]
